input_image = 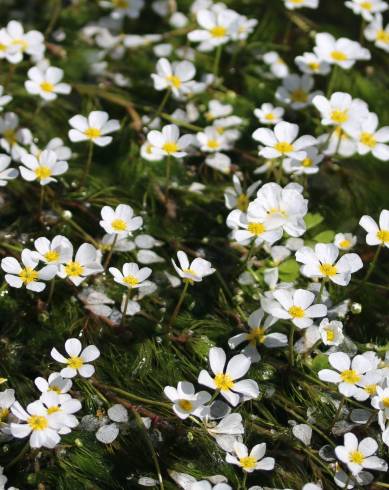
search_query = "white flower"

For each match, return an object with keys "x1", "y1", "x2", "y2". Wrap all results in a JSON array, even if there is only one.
[
  {"x1": 39, "y1": 391, "x2": 81, "y2": 434},
  {"x1": 31, "y1": 137, "x2": 72, "y2": 161},
  {"x1": 0, "y1": 154, "x2": 18, "y2": 185},
  {"x1": 188, "y1": 8, "x2": 238, "y2": 51},
  {"x1": 198, "y1": 347, "x2": 259, "y2": 406},
  {"x1": 296, "y1": 243, "x2": 363, "y2": 285},
  {"x1": 359, "y1": 209, "x2": 389, "y2": 247},
  {"x1": 371, "y1": 385, "x2": 389, "y2": 417},
  {"x1": 100, "y1": 204, "x2": 143, "y2": 236},
  {"x1": 33, "y1": 235, "x2": 73, "y2": 269},
  {"x1": 318, "y1": 128, "x2": 357, "y2": 157},
  {"x1": 0, "y1": 112, "x2": 32, "y2": 161},
  {"x1": 224, "y1": 175, "x2": 261, "y2": 211},
  {"x1": 318, "y1": 318, "x2": 344, "y2": 346},
  {"x1": 20, "y1": 149, "x2": 68, "y2": 185},
  {"x1": 206, "y1": 413, "x2": 244, "y2": 451},
  {"x1": 140, "y1": 141, "x2": 164, "y2": 161},
  {"x1": 206, "y1": 100, "x2": 233, "y2": 120},
  {"x1": 164, "y1": 382, "x2": 211, "y2": 419},
  {"x1": 295, "y1": 52, "x2": 331, "y2": 75},
  {"x1": 344, "y1": 112, "x2": 389, "y2": 161},
  {"x1": 334, "y1": 233, "x2": 357, "y2": 251},
  {"x1": 364, "y1": 14, "x2": 389, "y2": 52},
  {"x1": 25, "y1": 66, "x2": 71, "y2": 101},
  {"x1": 283, "y1": 146, "x2": 323, "y2": 175},
  {"x1": 0, "y1": 21, "x2": 45, "y2": 64},
  {"x1": 205, "y1": 152, "x2": 231, "y2": 174},
  {"x1": 227, "y1": 208, "x2": 283, "y2": 246},
  {"x1": 34, "y1": 373, "x2": 72, "y2": 401},
  {"x1": 68, "y1": 111, "x2": 120, "y2": 146},
  {"x1": 265, "y1": 288, "x2": 327, "y2": 329},
  {"x1": 95, "y1": 404, "x2": 128, "y2": 444},
  {"x1": 254, "y1": 103, "x2": 284, "y2": 125},
  {"x1": 1, "y1": 249, "x2": 56, "y2": 292},
  {"x1": 228, "y1": 308, "x2": 287, "y2": 362},
  {"x1": 345, "y1": 0, "x2": 387, "y2": 21},
  {"x1": 151, "y1": 58, "x2": 196, "y2": 97},
  {"x1": 51, "y1": 338, "x2": 100, "y2": 378},
  {"x1": 197, "y1": 126, "x2": 230, "y2": 153},
  {"x1": 314, "y1": 32, "x2": 371, "y2": 69},
  {"x1": 172, "y1": 251, "x2": 215, "y2": 283},
  {"x1": 10, "y1": 400, "x2": 64, "y2": 448},
  {"x1": 312, "y1": 92, "x2": 369, "y2": 131},
  {"x1": 226, "y1": 441, "x2": 275, "y2": 472},
  {"x1": 230, "y1": 14, "x2": 257, "y2": 41},
  {"x1": 335, "y1": 432, "x2": 387, "y2": 475},
  {"x1": 253, "y1": 121, "x2": 317, "y2": 161},
  {"x1": 58, "y1": 243, "x2": 103, "y2": 286},
  {"x1": 318, "y1": 352, "x2": 372, "y2": 400},
  {"x1": 0, "y1": 389, "x2": 15, "y2": 435},
  {"x1": 147, "y1": 124, "x2": 193, "y2": 158},
  {"x1": 0, "y1": 85, "x2": 12, "y2": 111},
  {"x1": 109, "y1": 262, "x2": 152, "y2": 289},
  {"x1": 263, "y1": 51, "x2": 289, "y2": 78},
  {"x1": 99, "y1": 0, "x2": 145, "y2": 19},
  {"x1": 276, "y1": 74, "x2": 321, "y2": 110}
]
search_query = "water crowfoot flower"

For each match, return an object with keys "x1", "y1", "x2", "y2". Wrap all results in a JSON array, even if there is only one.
[
  {"x1": 58, "y1": 243, "x2": 103, "y2": 286},
  {"x1": 68, "y1": 111, "x2": 119, "y2": 147},
  {"x1": 313, "y1": 33, "x2": 371, "y2": 69},
  {"x1": 164, "y1": 382, "x2": 211, "y2": 419},
  {"x1": 50, "y1": 338, "x2": 100, "y2": 378},
  {"x1": 151, "y1": 58, "x2": 196, "y2": 97},
  {"x1": 19, "y1": 149, "x2": 68, "y2": 185},
  {"x1": 25, "y1": 66, "x2": 71, "y2": 101},
  {"x1": 147, "y1": 124, "x2": 193, "y2": 158},
  {"x1": 0, "y1": 154, "x2": 18, "y2": 185},
  {"x1": 359, "y1": 209, "x2": 389, "y2": 247},
  {"x1": 226, "y1": 441, "x2": 275, "y2": 472},
  {"x1": 109, "y1": 262, "x2": 152, "y2": 289},
  {"x1": 198, "y1": 347, "x2": 259, "y2": 406}
]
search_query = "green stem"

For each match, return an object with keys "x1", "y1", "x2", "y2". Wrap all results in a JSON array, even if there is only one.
[
  {"x1": 149, "y1": 90, "x2": 171, "y2": 127},
  {"x1": 241, "y1": 471, "x2": 248, "y2": 490},
  {"x1": 213, "y1": 45, "x2": 223, "y2": 78},
  {"x1": 120, "y1": 289, "x2": 132, "y2": 326},
  {"x1": 92, "y1": 381, "x2": 169, "y2": 408},
  {"x1": 362, "y1": 244, "x2": 382, "y2": 285},
  {"x1": 47, "y1": 277, "x2": 56, "y2": 306},
  {"x1": 39, "y1": 185, "x2": 45, "y2": 219},
  {"x1": 5, "y1": 442, "x2": 30, "y2": 469},
  {"x1": 165, "y1": 155, "x2": 172, "y2": 195},
  {"x1": 81, "y1": 140, "x2": 94, "y2": 187},
  {"x1": 289, "y1": 323, "x2": 296, "y2": 367},
  {"x1": 168, "y1": 281, "x2": 189, "y2": 330},
  {"x1": 103, "y1": 234, "x2": 118, "y2": 271},
  {"x1": 332, "y1": 395, "x2": 345, "y2": 426},
  {"x1": 317, "y1": 279, "x2": 326, "y2": 303}
]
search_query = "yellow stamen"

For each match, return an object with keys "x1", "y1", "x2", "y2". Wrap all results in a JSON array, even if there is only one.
[
  {"x1": 382, "y1": 397, "x2": 389, "y2": 408},
  {"x1": 113, "y1": 0, "x2": 128, "y2": 7},
  {"x1": 302, "y1": 157, "x2": 312, "y2": 167},
  {"x1": 122, "y1": 275, "x2": 139, "y2": 287},
  {"x1": 162, "y1": 141, "x2": 179, "y2": 154},
  {"x1": 47, "y1": 405, "x2": 61, "y2": 415},
  {"x1": 210, "y1": 26, "x2": 227, "y2": 38},
  {"x1": 376, "y1": 30, "x2": 389, "y2": 44},
  {"x1": 288, "y1": 306, "x2": 305, "y2": 318},
  {"x1": 3, "y1": 129, "x2": 17, "y2": 145},
  {"x1": 247, "y1": 222, "x2": 266, "y2": 236},
  {"x1": 178, "y1": 399, "x2": 193, "y2": 411},
  {"x1": 246, "y1": 327, "x2": 266, "y2": 345},
  {"x1": 239, "y1": 456, "x2": 257, "y2": 471},
  {"x1": 308, "y1": 62, "x2": 320, "y2": 72},
  {"x1": 364, "y1": 384, "x2": 377, "y2": 395},
  {"x1": 340, "y1": 369, "x2": 361, "y2": 384},
  {"x1": 339, "y1": 239, "x2": 351, "y2": 249},
  {"x1": 40, "y1": 81, "x2": 54, "y2": 93},
  {"x1": 274, "y1": 141, "x2": 294, "y2": 153},
  {"x1": 64, "y1": 261, "x2": 84, "y2": 277},
  {"x1": 331, "y1": 51, "x2": 348, "y2": 62},
  {"x1": 236, "y1": 194, "x2": 249, "y2": 212},
  {"x1": 319, "y1": 263, "x2": 338, "y2": 277},
  {"x1": 12, "y1": 38, "x2": 28, "y2": 51},
  {"x1": 166, "y1": 75, "x2": 182, "y2": 89},
  {"x1": 325, "y1": 328, "x2": 335, "y2": 342},
  {"x1": 291, "y1": 89, "x2": 308, "y2": 103},
  {"x1": 19, "y1": 267, "x2": 38, "y2": 284},
  {"x1": 331, "y1": 109, "x2": 349, "y2": 124},
  {"x1": 377, "y1": 229, "x2": 389, "y2": 243},
  {"x1": 360, "y1": 132, "x2": 376, "y2": 148},
  {"x1": 35, "y1": 166, "x2": 52, "y2": 180},
  {"x1": 111, "y1": 218, "x2": 127, "y2": 232},
  {"x1": 67, "y1": 356, "x2": 84, "y2": 369},
  {"x1": 84, "y1": 127, "x2": 101, "y2": 139},
  {"x1": 207, "y1": 139, "x2": 220, "y2": 150},
  {"x1": 44, "y1": 250, "x2": 60, "y2": 262},
  {"x1": 349, "y1": 450, "x2": 364, "y2": 465},
  {"x1": 49, "y1": 385, "x2": 62, "y2": 394},
  {"x1": 361, "y1": 1, "x2": 372, "y2": 9},
  {"x1": 27, "y1": 415, "x2": 48, "y2": 431},
  {"x1": 214, "y1": 373, "x2": 235, "y2": 391},
  {"x1": 265, "y1": 113, "x2": 275, "y2": 121},
  {"x1": 0, "y1": 407, "x2": 9, "y2": 422}
]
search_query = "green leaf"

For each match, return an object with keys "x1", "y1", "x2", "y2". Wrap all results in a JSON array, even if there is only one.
[
  {"x1": 279, "y1": 259, "x2": 300, "y2": 281},
  {"x1": 304, "y1": 213, "x2": 324, "y2": 230},
  {"x1": 314, "y1": 230, "x2": 335, "y2": 243}
]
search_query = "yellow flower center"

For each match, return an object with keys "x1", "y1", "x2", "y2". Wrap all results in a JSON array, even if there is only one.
[
  {"x1": 339, "y1": 239, "x2": 351, "y2": 249},
  {"x1": 67, "y1": 356, "x2": 84, "y2": 369},
  {"x1": 308, "y1": 62, "x2": 320, "y2": 72},
  {"x1": 210, "y1": 26, "x2": 227, "y2": 38},
  {"x1": 207, "y1": 139, "x2": 220, "y2": 150},
  {"x1": 3, "y1": 129, "x2": 17, "y2": 145},
  {"x1": 246, "y1": 326, "x2": 266, "y2": 345},
  {"x1": 214, "y1": 372, "x2": 235, "y2": 391},
  {"x1": 111, "y1": 218, "x2": 127, "y2": 232},
  {"x1": 382, "y1": 397, "x2": 389, "y2": 408},
  {"x1": 27, "y1": 415, "x2": 48, "y2": 431},
  {"x1": 178, "y1": 399, "x2": 193, "y2": 412},
  {"x1": 360, "y1": 132, "x2": 376, "y2": 148},
  {"x1": 44, "y1": 250, "x2": 60, "y2": 262},
  {"x1": 0, "y1": 407, "x2": 9, "y2": 422},
  {"x1": 122, "y1": 274, "x2": 140, "y2": 287},
  {"x1": 47, "y1": 405, "x2": 61, "y2": 415},
  {"x1": 291, "y1": 89, "x2": 308, "y2": 103},
  {"x1": 236, "y1": 193, "x2": 249, "y2": 212},
  {"x1": 40, "y1": 81, "x2": 55, "y2": 93},
  {"x1": 264, "y1": 113, "x2": 274, "y2": 121},
  {"x1": 364, "y1": 384, "x2": 377, "y2": 395},
  {"x1": 19, "y1": 267, "x2": 38, "y2": 284},
  {"x1": 0, "y1": 44, "x2": 6, "y2": 52},
  {"x1": 12, "y1": 38, "x2": 29, "y2": 51},
  {"x1": 239, "y1": 456, "x2": 257, "y2": 471},
  {"x1": 319, "y1": 263, "x2": 338, "y2": 277},
  {"x1": 84, "y1": 127, "x2": 101, "y2": 139},
  {"x1": 331, "y1": 50, "x2": 348, "y2": 62},
  {"x1": 331, "y1": 109, "x2": 349, "y2": 124},
  {"x1": 274, "y1": 141, "x2": 294, "y2": 153},
  {"x1": 349, "y1": 450, "x2": 364, "y2": 465},
  {"x1": 340, "y1": 369, "x2": 361, "y2": 384},
  {"x1": 162, "y1": 141, "x2": 179, "y2": 154},
  {"x1": 35, "y1": 166, "x2": 52, "y2": 180},
  {"x1": 49, "y1": 385, "x2": 62, "y2": 394},
  {"x1": 377, "y1": 229, "x2": 389, "y2": 243},
  {"x1": 166, "y1": 75, "x2": 182, "y2": 89},
  {"x1": 288, "y1": 306, "x2": 305, "y2": 318},
  {"x1": 64, "y1": 261, "x2": 84, "y2": 277},
  {"x1": 361, "y1": 1, "x2": 372, "y2": 9},
  {"x1": 247, "y1": 222, "x2": 266, "y2": 236},
  {"x1": 113, "y1": 0, "x2": 128, "y2": 7},
  {"x1": 376, "y1": 30, "x2": 389, "y2": 43},
  {"x1": 302, "y1": 157, "x2": 313, "y2": 167},
  {"x1": 325, "y1": 328, "x2": 335, "y2": 342}
]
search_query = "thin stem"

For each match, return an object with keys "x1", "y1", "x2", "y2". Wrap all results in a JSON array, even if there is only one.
[
  {"x1": 39, "y1": 185, "x2": 45, "y2": 219},
  {"x1": 5, "y1": 441, "x2": 30, "y2": 469},
  {"x1": 362, "y1": 244, "x2": 382, "y2": 285},
  {"x1": 289, "y1": 322, "x2": 296, "y2": 367},
  {"x1": 165, "y1": 155, "x2": 172, "y2": 196},
  {"x1": 317, "y1": 279, "x2": 326, "y2": 303},
  {"x1": 103, "y1": 234, "x2": 118, "y2": 271},
  {"x1": 91, "y1": 380, "x2": 169, "y2": 408},
  {"x1": 168, "y1": 281, "x2": 189, "y2": 330},
  {"x1": 120, "y1": 289, "x2": 132, "y2": 327},
  {"x1": 81, "y1": 140, "x2": 94, "y2": 187},
  {"x1": 241, "y1": 471, "x2": 248, "y2": 490},
  {"x1": 47, "y1": 277, "x2": 56, "y2": 306},
  {"x1": 332, "y1": 395, "x2": 345, "y2": 426},
  {"x1": 149, "y1": 90, "x2": 170, "y2": 127},
  {"x1": 213, "y1": 45, "x2": 223, "y2": 78}
]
